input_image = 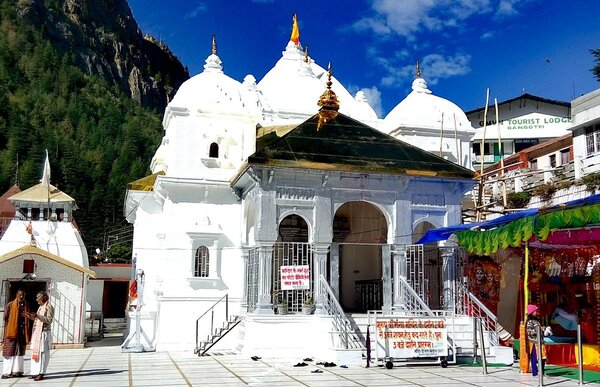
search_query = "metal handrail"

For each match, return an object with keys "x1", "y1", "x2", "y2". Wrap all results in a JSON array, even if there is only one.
[
  {"x1": 456, "y1": 283, "x2": 499, "y2": 346},
  {"x1": 319, "y1": 275, "x2": 362, "y2": 349},
  {"x1": 195, "y1": 294, "x2": 229, "y2": 350},
  {"x1": 397, "y1": 276, "x2": 433, "y2": 315}
]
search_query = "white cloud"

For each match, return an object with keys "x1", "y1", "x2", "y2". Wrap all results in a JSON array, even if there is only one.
[
  {"x1": 379, "y1": 53, "x2": 471, "y2": 88},
  {"x1": 354, "y1": 0, "x2": 493, "y2": 39},
  {"x1": 481, "y1": 31, "x2": 495, "y2": 40},
  {"x1": 184, "y1": 2, "x2": 207, "y2": 20},
  {"x1": 360, "y1": 86, "x2": 384, "y2": 117}
]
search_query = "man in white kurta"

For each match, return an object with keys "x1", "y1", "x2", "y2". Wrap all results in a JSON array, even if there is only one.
[{"x1": 27, "y1": 291, "x2": 54, "y2": 381}]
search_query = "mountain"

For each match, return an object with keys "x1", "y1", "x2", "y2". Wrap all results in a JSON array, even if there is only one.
[
  {"x1": 16, "y1": 0, "x2": 189, "y2": 111},
  {"x1": 0, "y1": 0, "x2": 189, "y2": 260}
]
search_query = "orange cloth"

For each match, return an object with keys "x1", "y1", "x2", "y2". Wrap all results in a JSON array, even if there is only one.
[
  {"x1": 519, "y1": 323, "x2": 529, "y2": 372},
  {"x1": 4, "y1": 299, "x2": 29, "y2": 343},
  {"x1": 290, "y1": 14, "x2": 300, "y2": 45}
]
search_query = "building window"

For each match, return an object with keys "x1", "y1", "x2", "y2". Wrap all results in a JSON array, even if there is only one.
[
  {"x1": 560, "y1": 149, "x2": 570, "y2": 165},
  {"x1": 514, "y1": 139, "x2": 539, "y2": 153},
  {"x1": 530, "y1": 159, "x2": 538, "y2": 170},
  {"x1": 209, "y1": 142, "x2": 219, "y2": 158},
  {"x1": 585, "y1": 124, "x2": 600, "y2": 156},
  {"x1": 549, "y1": 154, "x2": 556, "y2": 168},
  {"x1": 194, "y1": 246, "x2": 210, "y2": 277}
]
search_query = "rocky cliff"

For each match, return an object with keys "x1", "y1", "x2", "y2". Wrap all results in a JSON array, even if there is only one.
[{"x1": 16, "y1": 0, "x2": 189, "y2": 111}]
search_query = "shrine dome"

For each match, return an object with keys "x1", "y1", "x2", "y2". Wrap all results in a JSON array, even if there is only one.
[
  {"x1": 382, "y1": 67, "x2": 472, "y2": 134},
  {"x1": 258, "y1": 40, "x2": 378, "y2": 121},
  {"x1": 169, "y1": 40, "x2": 253, "y2": 115}
]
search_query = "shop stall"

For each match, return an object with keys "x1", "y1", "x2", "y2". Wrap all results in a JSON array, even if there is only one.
[{"x1": 418, "y1": 194, "x2": 600, "y2": 367}]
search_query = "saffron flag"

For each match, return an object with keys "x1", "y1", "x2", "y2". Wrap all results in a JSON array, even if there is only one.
[
  {"x1": 40, "y1": 149, "x2": 51, "y2": 188},
  {"x1": 290, "y1": 14, "x2": 300, "y2": 45}
]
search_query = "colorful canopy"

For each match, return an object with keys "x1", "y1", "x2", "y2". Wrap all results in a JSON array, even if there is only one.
[{"x1": 417, "y1": 193, "x2": 600, "y2": 255}]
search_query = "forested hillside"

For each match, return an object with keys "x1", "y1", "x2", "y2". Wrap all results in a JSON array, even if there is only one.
[{"x1": 0, "y1": 0, "x2": 184, "y2": 260}]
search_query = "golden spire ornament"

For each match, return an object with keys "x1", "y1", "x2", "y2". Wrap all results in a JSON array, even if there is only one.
[
  {"x1": 304, "y1": 45, "x2": 309, "y2": 63},
  {"x1": 416, "y1": 60, "x2": 422, "y2": 78},
  {"x1": 317, "y1": 63, "x2": 340, "y2": 130}
]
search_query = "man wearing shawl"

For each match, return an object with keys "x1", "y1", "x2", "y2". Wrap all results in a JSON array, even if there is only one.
[
  {"x1": 2, "y1": 289, "x2": 30, "y2": 379},
  {"x1": 25, "y1": 291, "x2": 54, "y2": 381}
]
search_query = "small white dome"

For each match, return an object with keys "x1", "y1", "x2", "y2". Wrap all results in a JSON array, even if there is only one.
[
  {"x1": 169, "y1": 51, "x2": 249, "y2": 114},
  {"x1": 383, "y1": 76, "x2": 471, "y2": 134}
]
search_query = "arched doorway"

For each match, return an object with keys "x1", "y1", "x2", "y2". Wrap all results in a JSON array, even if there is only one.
[
  {"x1": 334, "y1": 201, "x2": 387, "y2": 312},
  {"x1": 272, "y1": 214, "x2": 311, "y2": 313},
  {"x1": 413, "y1": 221, "x2": 441, "y2": 309}
]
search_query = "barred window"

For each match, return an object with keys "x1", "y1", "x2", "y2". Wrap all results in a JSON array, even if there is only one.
[
  {"x1": 194, "y1": 246, "x2": 210, "y2": 277},
  {"x1": 585, "y1": 124, "x2": 600, "y2": 156}
]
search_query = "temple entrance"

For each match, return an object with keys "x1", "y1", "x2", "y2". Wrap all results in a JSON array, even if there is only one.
[
  {"x1": 272, "y1": 214, "x2": 312, "y2": 313},
  {"x1": 334, "y1": 201, "x2": 387, "y2": 312},
  {"x1": 102, "y1": 280, "x2": 128, "y2": 318},
  {"x1": 413, "y1": 221, "x2": 442, "y2": 309},
  {"x1": 5, "y1": 280, "x2": 48, "y2": 337}
]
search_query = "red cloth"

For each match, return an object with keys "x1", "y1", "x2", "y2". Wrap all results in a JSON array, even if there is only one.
[{"x1": 545, "y1": 343, "x2": 576, "y2": 365}]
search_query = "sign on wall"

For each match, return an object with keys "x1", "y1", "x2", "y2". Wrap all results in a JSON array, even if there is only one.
[
  {"x1": 376, "y1": 317, "x2": 447, "y2": 358},
  {"x1": 280, "y1": 265, "x2": 310, "y2": 290}
]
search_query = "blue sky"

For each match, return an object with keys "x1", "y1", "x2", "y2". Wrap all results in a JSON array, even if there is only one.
[{"x1": 128, "y1": 0, "x2": 600, "y2": 117}]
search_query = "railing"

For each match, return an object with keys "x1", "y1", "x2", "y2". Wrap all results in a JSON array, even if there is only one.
[
  {"x1": 355, "y1": 279, "x2": 382, "y2": 311},
  {"x1": 195, "y1": 294, "x2": 229, "y2": 351},
  {"x1": 319, "y1": 275, "x2": 362, "y2": 349},
  {"x1": 396, "y1": 276, "x2": 433, "y2": 315},
  {"x1": 455, "y1": 283, "x2": 499, "y2": 346}
]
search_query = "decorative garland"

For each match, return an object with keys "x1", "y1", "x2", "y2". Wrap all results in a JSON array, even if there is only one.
[{"x1": 456, "y1": 203, "x2": 600, "y2": 255}]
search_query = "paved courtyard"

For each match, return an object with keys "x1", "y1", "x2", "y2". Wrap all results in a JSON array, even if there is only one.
[{"x1": 0, "y1": 342, "x2": 593, "y2": 386}]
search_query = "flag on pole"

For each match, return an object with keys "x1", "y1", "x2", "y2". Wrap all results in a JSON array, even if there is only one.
[
  {"x1": 40, "y1": 149, "x2": 51, "y2": 187},
  {"x1": 290, "y1": 14, "x2": 300, "y2": 45}
]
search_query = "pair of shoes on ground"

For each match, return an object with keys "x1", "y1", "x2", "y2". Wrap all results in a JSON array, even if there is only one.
[
  {"x1": 303, "y1": 358, "x2": 312, "y2": 362},
  {"x1": 293, "y1": 362, "x2": 308, "y2": 367},
  {"x1": 311, "y1": 369, "x2": 323, "y2": 373},
  {"x1": 2, "y1": 372, "x2": 24, "y2": 379},
  {"x1": 316, "y1": 361, "x2": 336, "y2": 367}
]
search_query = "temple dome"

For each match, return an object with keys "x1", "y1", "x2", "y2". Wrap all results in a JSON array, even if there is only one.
[
  {"x1": 382, "y1": 75, "x2": 472, "y2": 134},
  {"x1": 169, "y1": 50, "x2": 253, "y2": 115},
  {"x1": 258, "y1": 42, "x2": 378, "y2": 121}
]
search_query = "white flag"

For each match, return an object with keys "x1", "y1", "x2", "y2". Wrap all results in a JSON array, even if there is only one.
[{"x1": 40, "y1": 149, "x2": 51, "y2": 187}]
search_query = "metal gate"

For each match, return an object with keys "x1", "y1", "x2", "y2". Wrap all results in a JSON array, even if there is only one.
[
  {"x1": 405, "y1": 244, "x2": 425, "y2": 302},
  {"x1": 272, "y1": 242, "x2": 313, "y2": 313}
]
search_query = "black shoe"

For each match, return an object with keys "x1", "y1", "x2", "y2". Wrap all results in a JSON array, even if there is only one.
[
  {"x1": 303, "y1": 358, "x2": 313, "y2": 362},
  {"x1": 294, "y1": 362, "x2": 308, "y2": 367},
  {"x1": 311, "y1": 369, "x2": 323, "y2": 373},
  {"x1": 251, "y1": 356, "x2": 261, "y2": 361},
  {"x1": 1, "y1": 375, "x2": 11, "y2": 379},
  {"x1": 324, "y1": 362, "x2": 337, "y2": 367}
]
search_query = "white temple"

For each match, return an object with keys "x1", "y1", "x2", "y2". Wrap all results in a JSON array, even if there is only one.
[{"x1": 124, "y1": 19, "x2": 477, "y2": 357}]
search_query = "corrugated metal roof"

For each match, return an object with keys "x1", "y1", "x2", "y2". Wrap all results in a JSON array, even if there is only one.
[
  {"x1": 0, "y1": 244, "x2": 95, "y2": 277},
  {"x1": 247, "y1": 113, "x2": 475, "y2": 179},
  {"x1": 8, "y1": 184, "x2": 74, "y2": 203}
]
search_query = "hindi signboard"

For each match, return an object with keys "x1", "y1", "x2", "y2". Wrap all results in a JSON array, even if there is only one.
[
  {"x1": 375, "y1": 317, "x2": 447, "y2": 359},
  {"x1": 280, "y1": 265, "x2": 310, "y2": 290}
]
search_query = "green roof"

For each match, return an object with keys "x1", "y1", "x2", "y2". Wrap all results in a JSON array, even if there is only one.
[{"x1": 248, "y1": 113, "x2": 475, "y2": 179}]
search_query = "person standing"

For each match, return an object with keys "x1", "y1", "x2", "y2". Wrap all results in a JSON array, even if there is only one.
[
  {"x1": 26, "y1": 291, "x2": 54, "y2": 381},
  {"x1": 525, "y1": 304, "x2": 550, "y2": 377},
  {"x1": 2, "y1": 289, "x2": 30, "y2": 379}
]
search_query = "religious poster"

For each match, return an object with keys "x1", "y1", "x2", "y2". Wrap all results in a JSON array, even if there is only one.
[
  {"x1": 375, "y1": 317, "x2": 447, "y2": 359},
  {"x1": 280, "y1": 265, "x2": 310, "y2": 290},
  {"x1": 468, "y1": 258, "x2": 500, "y2": 313}
]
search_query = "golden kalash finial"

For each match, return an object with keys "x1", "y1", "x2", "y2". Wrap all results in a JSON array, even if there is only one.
[
  {"x1": 212, "y1": 34, "x2": 217, "y2": 55},
  {"x1": 416, "y1": 60, "x2": 422, "y2": 78},
  {"x1": 317, "y1": 63, "x2": 340, "y2": 130},
  {"x1": 304, "y1": 45, "x2": 309, "y2": 63}
]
